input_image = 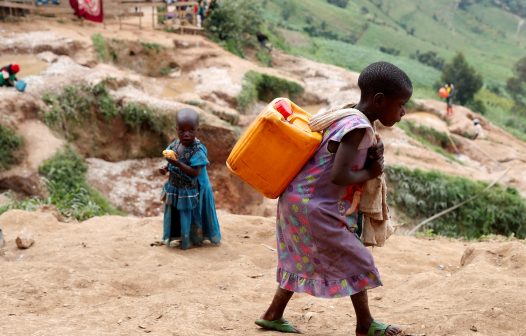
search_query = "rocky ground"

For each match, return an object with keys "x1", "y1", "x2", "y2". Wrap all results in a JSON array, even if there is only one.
[
  {"x1": 0, "y1": 17, "x2": 525, "y2": 336},
  {"x1": 1, "y1": 209, "x2": 525, "y2": 336}
]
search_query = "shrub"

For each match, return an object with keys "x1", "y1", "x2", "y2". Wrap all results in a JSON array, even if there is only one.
[
  {"x1": 386, "y1": 165, "x2": 526, "y2": 239},
  {"x1": 91, "y1": 33, "x2": 110, "y2": 62},
  {"x1": 41, "y1": 82, "x2": 172, "y2": 141},
  {"x1": 204, "y1": 0, "x2": 263, "y2": 57},
  {"x1": 379, "y1": 46, "x2": 400, "y2": 56},
  {"x1": 91, "y1": 82, "x2": 118, "y2": 118},
  {"x1": 326, "y1": 0, "x2": 349, "y2": 8},
  {"x1": 411, "y1": 50, "x2": 445, "y2": 70},
  {"x1": 39, "y1": 148, "x2": 122, "y2": 221},
  {"x1": 237, "y1": 71, "x2": 304, "y2": 112},
  {"x1": 0, "y1": 124, "x2": 23, "y2": 171},
  {"x1": 256, "y1": 49, "x2": 272, "y2": 67},
  {"x1": 398, "y1": 120, "x2": 460, "y2": 161}
]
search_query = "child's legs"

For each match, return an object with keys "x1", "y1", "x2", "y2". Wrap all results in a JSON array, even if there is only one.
[
  {"x1": 190, "y1": 207, "x2": 204, "y2": 246},
  {"x1": 351, "y1": 290, "x2": 402, "y2": 335},
  {"x1": 351, "y1": 290, "x2": 373, "y2": 333},
  {"x1": 162, "y1": 204, "x2": 173, "y2": 241},
  {"x1": 179, "y1": 209, "x2": 193, "y2": 249},
  {"x1": 163, "y1": 205, "x2": 181, "y2": 241},
  {"x1": 261, "y1": 286, "x2": 294, "y2": 321}
]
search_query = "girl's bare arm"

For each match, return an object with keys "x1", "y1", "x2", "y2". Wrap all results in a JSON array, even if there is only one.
[{"x1": 330, "y1": 128, "x2": 383, "y2": 186}]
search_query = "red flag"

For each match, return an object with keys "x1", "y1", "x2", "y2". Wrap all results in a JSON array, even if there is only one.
[{"x1": 70, "y1": 0, "x2": 104, "y2": 23}]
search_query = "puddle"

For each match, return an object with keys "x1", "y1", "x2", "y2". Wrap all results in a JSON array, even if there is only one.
[
  {"x1": 0, "y1": 54, "x2": 49, "y2": 78},
  {"x1": 160, "y1": 77, "x2": 197, "y2": 98}
]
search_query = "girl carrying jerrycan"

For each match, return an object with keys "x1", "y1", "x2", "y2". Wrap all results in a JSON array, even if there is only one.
[{"x1": 253, "y1": 62, "x2": 413, "y2": 335}]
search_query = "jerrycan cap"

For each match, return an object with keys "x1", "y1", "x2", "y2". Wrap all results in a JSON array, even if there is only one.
[{"x1": 274, "y1": 99, "x2": 293, "y2": 119}]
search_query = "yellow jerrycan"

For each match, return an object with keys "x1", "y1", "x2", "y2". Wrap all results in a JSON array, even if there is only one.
[{"x1": 226, "y1": 98, "x2": 322, "y2": 199}]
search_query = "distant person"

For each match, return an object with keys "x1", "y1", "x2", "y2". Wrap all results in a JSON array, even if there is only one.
[
  {"x1": 0, "y1": 63, "x2": 20, "y2": 87},
  {"x1": 205, "y1": 0, "x2": 217, "y2": 17},
  {"x1": 256, "y1": 32, "x2": 272, "y2": 52},
  {"x1": 198, "y1": 0, "x2": 206, "y2": 23},
  {"x1": 255, "y1": 62, "x2": 411, "y2": 335},
  {"x1": 159, "y1": 108, "x2": 221, "y2": 249},
  {"x1": 472, "y1": 118, "x2": 485, "y2": 140},
  {"x1": 444, "y1": 82, "x2": 455, "y2": 116}
]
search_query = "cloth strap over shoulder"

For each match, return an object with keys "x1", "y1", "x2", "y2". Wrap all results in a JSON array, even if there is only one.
[{"x1": 308, "y1": 103, "x2": 376, "y2": 148}]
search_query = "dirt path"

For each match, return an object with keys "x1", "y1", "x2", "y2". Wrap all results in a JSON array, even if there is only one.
[{"x1": 1, "y1": 210, "x2": 525, "y2": 336}]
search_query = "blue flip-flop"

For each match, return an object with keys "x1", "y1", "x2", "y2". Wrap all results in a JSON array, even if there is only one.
[{"x1": 255, "y1": 318, "x2": 301, "y2": 333}]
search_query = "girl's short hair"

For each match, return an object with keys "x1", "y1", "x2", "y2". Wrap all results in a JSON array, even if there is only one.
[{"x1": 358, "y1": 61, "x2": 412, "y2": 98}]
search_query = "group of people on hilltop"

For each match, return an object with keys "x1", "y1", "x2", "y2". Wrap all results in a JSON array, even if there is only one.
[
  {"x1": 160, "y1": 61, "x2": 411, "y2": 336},
  {"x1": 164, "y1": 0, "x2": 216, "y2": 26}
]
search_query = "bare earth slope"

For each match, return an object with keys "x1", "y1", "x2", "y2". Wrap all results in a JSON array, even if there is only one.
[{"x1": 1, "y1": 210, "x2": 525, "y2": 336}]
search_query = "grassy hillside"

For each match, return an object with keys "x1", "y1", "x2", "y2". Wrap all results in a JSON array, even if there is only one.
[{"x1": 261, "y1": 0, "x2": 526, "y2": 137}]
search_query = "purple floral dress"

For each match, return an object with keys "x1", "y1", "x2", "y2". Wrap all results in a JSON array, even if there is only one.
[{"x1": 276, "y1": 115, "x2": 381, "y2": 298}]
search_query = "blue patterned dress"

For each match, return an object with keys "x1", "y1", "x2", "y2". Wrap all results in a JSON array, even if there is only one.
[{"x1": 161, "y1": 139, "x2": 221, "y2": 249}]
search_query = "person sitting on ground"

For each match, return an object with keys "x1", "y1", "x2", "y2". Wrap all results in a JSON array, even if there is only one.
[{"x1": 0, "y1": 64, "x2": 20, "y2": 87}]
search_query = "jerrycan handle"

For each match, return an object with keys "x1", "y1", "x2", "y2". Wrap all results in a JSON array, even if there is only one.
[{"x1": 274, "y1": 99, "x2": 293, "y2": 120}]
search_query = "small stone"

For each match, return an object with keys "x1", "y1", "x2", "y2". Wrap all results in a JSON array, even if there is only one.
[
  {"x1": 470, "y1": 325, "x2": 478, "y2": 332},
  {"x1": 16, "y1": 230, "x2": 34, "y2": 249},
  {"x1": 304, "y1": 312, "x2": 316, "y2": 322},
  {"x1": 0, "y1": 228, "x2": 5, "y2": 248},
  {"x1": 438, "y1": 264, "x2": 445, "y2": 270}
]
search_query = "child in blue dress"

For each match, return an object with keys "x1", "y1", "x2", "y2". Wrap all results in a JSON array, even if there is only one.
[{"x1": 159, "y1": 108, "x2": 221, "y2": 249}]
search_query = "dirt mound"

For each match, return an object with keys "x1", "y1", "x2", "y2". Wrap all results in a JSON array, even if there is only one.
[
  {"x1": 86, "y1": 159, "x2": 265, "y2": 217},
  {"x1": 1, "y1": 209, "x2": 525, "y2": 335}
]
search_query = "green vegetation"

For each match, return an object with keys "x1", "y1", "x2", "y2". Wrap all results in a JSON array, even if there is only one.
[
  {"x1": 256, "y1": 49, "x2": 273, "y2": 67},
  {"x1": 0, "y1": 124, "x2": 23, "y2": 171},
  {"x1": 0, "y1": 149, "x2": 122, "y2": 220},
  {"x1": 237, "y1": 71, "x2": 304, "y2": 112},
  {"x1": 506, "y1": 56, "x2": 526, "y2": 113},
  {"x1": 398, "y1": 120, "x2": 460, "y2": 162},
  {"x1": 120, "y1": 102, "x2": 168, "y2": 134},
  {"x1": 42, "y1": 82, "x2": 172, "y2": 140},
  {"x1": 140, "y1": 42, "x2": 162, "y2": 52},
  {"x1": 326, "y1": 0, "x2": 349, "y2": 9},
  {"x1": 204, "y1": 0, "x2": 263, "y2": 58},
  {"x1": 0, "y1": 193, "x2": 47, "y2": 216},
  {"x1": 260, "y1": 0, "x2": 526, "y2": 136},
  {"x1": 90, "y1": 35, "x2": 176, "y2": 77},
  {"x1": 385, "y1": 165, "x2": 526, "y2": 239},
  {"x1": 39, "y1": 148, "x2": 122, "y2": 221},
  {"x1": 91, "y1": 33, "x2": 110, "y2": 62},
  {"x1": 440, "y1": 52, "x2": 483, "y2": 105},
  {"x1": 41, "y1": 82, "x2": 173, "y2": 161}
]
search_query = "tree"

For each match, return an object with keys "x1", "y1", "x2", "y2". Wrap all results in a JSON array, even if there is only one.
[
  {"x1": 327, "y1": 0, "x2": 349, "y2": 8},
  {"x1": 204, "y1": 0, "x2": 263, "y2": 56},
  {"x1": 441, "y1": 52, "x2": 483, "y2": 105},
  {"x1": 506, "y1": 56, "x2": 526, "y2": 109}
]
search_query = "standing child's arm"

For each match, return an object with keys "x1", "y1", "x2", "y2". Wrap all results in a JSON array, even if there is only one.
[
  {"x1": 159, "y1": 165, "x2": 168, "y2": 175},
  {"x1": 166, "y1": 158, "x2": 201, "y2": 177},
  {"x1": 331, "y1": 129, "x2": 384, "y2": 186}
]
